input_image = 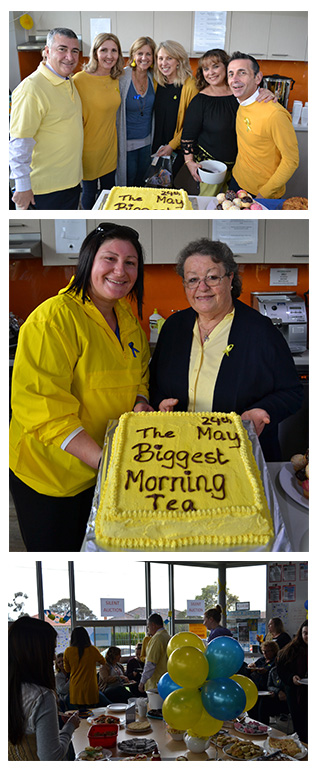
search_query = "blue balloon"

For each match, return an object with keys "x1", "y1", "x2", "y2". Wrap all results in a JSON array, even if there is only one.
[
  {"x1": 205, "y1": 636, "x2": 244, "y2": 679},
  {"x1": 201, "y1": 677, "x2": 246, "y2": 721},
  {"x1": 304, "y1": 600, "x2": 308, "y2": 610},
  {"x1": 157, "y1": 671, "x2": 182, "y2": 700}
]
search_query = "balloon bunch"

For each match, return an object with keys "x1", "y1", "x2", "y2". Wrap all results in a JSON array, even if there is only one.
[{"x1": 158, "y1": 632, "x2": 258, "y2": 737}]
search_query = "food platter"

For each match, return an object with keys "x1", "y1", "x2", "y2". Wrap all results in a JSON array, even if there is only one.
[
  {"x1": 206, "y1": 197, "x2": 268, "y2": 211},
  {"x1": 264, "y1": 734, "x2": 307, "y2": 759},
  {"x1": 279, "y1": 463, "x2": 308, "y2": 509},
  {"x1": 76, "y1": 748, "x2": 112, "y2": 761},
  {"x1": 223, "y1": 739, "x2": 263, "y2": 760},
  {"x1": 234, "y1": 719, "x2": 269, "y2": 736}
]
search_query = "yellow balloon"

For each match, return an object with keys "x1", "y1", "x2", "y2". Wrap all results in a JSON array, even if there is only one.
[
  {"x1": 230, "y1": 674, "x2": 258, "y2": 711},
  {"x1": 162, "y1": 687, "x2": 203, "y2": 731},
  {"x1": 188, "y1": 708, "x2": 223, "y2": 738},
  {"x1": 168, "y1": 646, "x2": 209, "y2": 688},
  {"x1": 167, "y1": 632, "x2": 206, "y2": 657},
  {"x1": 20, "y1": 14, "x2": 34, "y2": 30}
]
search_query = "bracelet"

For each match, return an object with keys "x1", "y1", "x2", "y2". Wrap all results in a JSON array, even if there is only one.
[{"x1": 185, "y1": 160, "x2": 193, "y2": 165}]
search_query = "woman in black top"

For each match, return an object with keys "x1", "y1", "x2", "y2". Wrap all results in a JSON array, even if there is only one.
[
  {"x1": 152, "y1": 40, "x2": 197, "y2": 179},
  {"x1": 181, "y1": 48, "x2": 276, "y2": 196},
  {"x1": 276, "y1": 621, "x2": 308, "y2": 742}
]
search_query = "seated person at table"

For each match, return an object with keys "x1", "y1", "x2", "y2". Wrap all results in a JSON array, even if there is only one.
[
  {"x1": 99, "y1": 646, "x2": 140, "y2": 701},
  {"x1": 126, "y1": 643, "x2": 144, "y2": 683},
  {"x1": 55, "y1": 652, "x2": 71, "y2": 710},
  {"x1": 257, "y1": 663, "x2": 288, "y2": 726},
  {"x1": 227, "y1": 52, "x2": 299, "y2": 199},
  {"x1": 246, "y1": 641, "x2": 279, "y2": 690},
  {"x1": 204, "y1": 605, "x2": 233, "y2": 643},
  {"x1": 264, "y1": 617, "x2": 292, "y2": 650},
  {"x1": 9, "y1": 617, "x2": 80, "y2": 761},
  {"x1": 149, "y1": 238, "x2": 303, "y2": 461}
]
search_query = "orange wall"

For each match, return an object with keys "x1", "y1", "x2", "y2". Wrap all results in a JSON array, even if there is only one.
[
  {"x1": 17, "y1": 50, "x2": 307, "y2": 113},
  {"x1": 10, "y1": 259, "x2": 309, "y2": 339}
]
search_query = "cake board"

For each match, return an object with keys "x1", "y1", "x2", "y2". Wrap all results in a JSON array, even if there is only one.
[{"x1": 82, "y1": 420, "x2": 291, "y2": 553}]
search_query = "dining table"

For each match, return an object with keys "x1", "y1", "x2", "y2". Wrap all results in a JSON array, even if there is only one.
[{"x1": 71, "y1": 706, "x2": 308, "y2": 761}]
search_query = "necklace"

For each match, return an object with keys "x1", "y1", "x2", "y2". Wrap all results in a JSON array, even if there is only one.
[{"x1": 198, "y1": 320, "x2": 217, "y2": 342}]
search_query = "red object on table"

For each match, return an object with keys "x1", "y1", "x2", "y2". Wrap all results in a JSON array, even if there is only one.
[{"x1": 88, "y1": 723, "x2": 119, "y2": 748}]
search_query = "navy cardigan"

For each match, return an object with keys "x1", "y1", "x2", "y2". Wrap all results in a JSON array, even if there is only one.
[{"x1": 149, "y1": 299, "x2": 303, "y2": 461}]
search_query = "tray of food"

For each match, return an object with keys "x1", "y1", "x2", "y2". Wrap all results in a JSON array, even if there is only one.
[
  {"x1": 234, "y1": 718, "x2": 269, "y2": 735},
  {"x1": 126, "y1": 720, "x2": 152, "y2": 734},
  {"x1": 88, "y1": 714, "x2": 121, "y2": 726},
  {"x1": 76, "y1": 746, "x2": 112, "y2": 761},
  {"x1": 223, "y1": 739, "x2": 263, "y2": 760},
  {"x1": 117, "y1": 738, "x2": 158, "y2": 756},
  {"x1": 264, "y1": 734, "x2": 307, "y2": 759},
  {"x1": 210, "y1": 732, "x2": 237, "y2": 748}
]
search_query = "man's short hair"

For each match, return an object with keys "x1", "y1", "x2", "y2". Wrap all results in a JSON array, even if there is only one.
[
  {"x1": 228, "y1": 51, "x2": 260, "y2": 78},
  {"x1": 148, "y1": 613, "x2": 164, "y2": 627},
  {"x1": 46, "y1": 28, "x2": 78, "y2": 48}
]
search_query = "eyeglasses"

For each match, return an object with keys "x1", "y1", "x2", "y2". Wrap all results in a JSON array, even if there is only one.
[
  {"x1": 183, "y1": 272, "x2": 229, "y2": 289},
  {"x1": 95, "y1": 223, "x2": 140, "y2": 239}
]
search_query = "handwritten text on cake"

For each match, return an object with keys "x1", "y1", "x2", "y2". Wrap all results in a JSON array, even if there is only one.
[{"x1": 124, "y1": 415, "x2": 241, "y2": 510}]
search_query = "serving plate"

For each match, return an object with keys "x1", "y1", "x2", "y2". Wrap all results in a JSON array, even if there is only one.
[
  {"x1": 279, "y1": 463, "x2": 308, "y2": 509},
  {"x1": 264, "y1": 734, "x2": 307, "y2": 759},
  {"x1": 223, "y1": 740, "x2": 262, "y2": 760},
  {"x1": 206, "y1": 197, "x2": 268, "y2": 211}
]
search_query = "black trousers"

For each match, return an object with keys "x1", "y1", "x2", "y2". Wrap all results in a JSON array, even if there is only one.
[{"x1": 9, "y1": 469, "x2": 95, "y2": 551}]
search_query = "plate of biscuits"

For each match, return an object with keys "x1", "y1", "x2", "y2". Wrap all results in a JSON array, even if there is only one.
[{"x1": 264, "y1": 733, "x2": 307, "y2": 759}]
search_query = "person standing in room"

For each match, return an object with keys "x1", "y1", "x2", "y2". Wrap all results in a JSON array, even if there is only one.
[
  {"x1": 63, "y1": 626, "x2": 108, "y2": 710},
  {"x1": 149, "y1": 238, "x2": 303, "y2": 461},
  {"x1": 276, "y1": 620, "x2": 308, "y2": 743},
  {"x1": 264, "y1": 617, "x2": 291, "y2": 650},
  {"x1": 117, "y1": 36, "x2": 156, "y2": 186},
  {"x1": 138, "y1": 614, "x2": 170, "y2": 692},
  {"x1": 9, "y1": 223, "x2": 154, "y2": 552},
  {"x1": 227, "y1": 52, "x2": 299, "y2": 198},
  {"x1": 9, "y1": 27, "x2": 83, "y2": 210},
  {"x1": 204, "y1": 605, "x2": 233, "y2": 643},
  {"x1": 73, "y1": 33, "x2": 124, "y2": 209}
]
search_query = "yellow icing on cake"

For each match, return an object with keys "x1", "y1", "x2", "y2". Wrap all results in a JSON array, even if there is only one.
[
  {"x1": 95, "y1": 411, "x2": 274, "y2": 550},
  {"x1": 103, "y1": 186, "x2": 193, "y2": 210}
]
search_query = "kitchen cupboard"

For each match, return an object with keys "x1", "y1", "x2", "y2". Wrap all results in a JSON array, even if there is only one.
[
  {"x1": 229, "y1": 11, "x2": 307, "y2": 61},
  {"x1": 264, "y1": 220, "x2": 309, "y2": 264},
  {"x1": 21, "y1": 11, "x2": 307, "y2": 59},
  {"x1": 10, "y1": 219, "x2": 309, "y2": 267}
]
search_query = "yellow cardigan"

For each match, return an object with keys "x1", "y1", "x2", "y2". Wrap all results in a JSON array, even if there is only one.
[
  {"x1": 168, "y1": 76, "x2": 198, "y2": 151},
  {"x1": 64, "y1": 645, "x2": 105, "y2": 706}
]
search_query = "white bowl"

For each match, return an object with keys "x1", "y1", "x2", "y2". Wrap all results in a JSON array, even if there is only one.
[{"x1": 198, "y1": 160, "x2": 227, "y2": 185}]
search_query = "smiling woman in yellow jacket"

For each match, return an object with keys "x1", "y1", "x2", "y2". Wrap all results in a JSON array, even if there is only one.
[{"x1": 9, "y1": 222, "x2": 154, "y2": 552}]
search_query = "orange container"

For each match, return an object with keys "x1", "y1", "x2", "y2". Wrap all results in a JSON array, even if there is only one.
[{"x1": 88, "y1": 723, "x2": 119, "y2": 748}]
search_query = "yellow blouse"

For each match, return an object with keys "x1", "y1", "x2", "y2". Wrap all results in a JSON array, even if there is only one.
[
  {"x1": 73, "y1": 71, "x2": 121, "y2": 179},
  {"x1": 188, "y1": 311, "x2": 234, "y2": 412}
]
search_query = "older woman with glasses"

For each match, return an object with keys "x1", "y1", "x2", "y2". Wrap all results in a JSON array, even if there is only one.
[
  {"x1": 9, "y1": 222, "x2": 155, "y2": 552},
  {"x1": 149, "y1": 237, "x2": 303, "y2": 462}
]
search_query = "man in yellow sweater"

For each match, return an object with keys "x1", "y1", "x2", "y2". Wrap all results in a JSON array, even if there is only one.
[{"x1": 227, "y1": 52, "x2": 299, "y2": 199}]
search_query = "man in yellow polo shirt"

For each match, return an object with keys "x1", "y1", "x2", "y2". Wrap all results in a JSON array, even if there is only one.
[
  {"x1": 9, "y1": 27, "x2": 83, "y2": 210},
  {"x1": 227, "y1": 52, "x2": 299, "y2": 199},
  {"x1": 138, "y1": 614, "x2": 170, "y2": 692}
]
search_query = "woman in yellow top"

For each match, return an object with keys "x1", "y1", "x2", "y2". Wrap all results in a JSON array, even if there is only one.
[
  {"x1": 152, "y1": 40, "x2": 198, "y2": 181},
  {"x1": 9, "y1": 222, "x2": 154, "y2": 552},
  {"x1": 64, "y1": 627, "x2": 107, "y2": 709},
  {"x1": 73, "y1": 33, "x2": 124, "y2": 209}
]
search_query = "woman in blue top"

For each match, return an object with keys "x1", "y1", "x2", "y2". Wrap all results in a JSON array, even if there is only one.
[{"x1": 117, "y1": 37, "x2": 156, "y2": 186}]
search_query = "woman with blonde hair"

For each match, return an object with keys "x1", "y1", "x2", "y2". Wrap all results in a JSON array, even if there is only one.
[
  {"x1": 99, "y1": 646, "x2": 140, "y2": 701},
  {"x1": 152, "y1": 40, "x2": 198, "y2": 179},
  {"x1": 73, "y1": 33, "x2": 124, "y2": 208},
  {"x1": 117, "y1": 36, "x2": 156, "y2": 186}
]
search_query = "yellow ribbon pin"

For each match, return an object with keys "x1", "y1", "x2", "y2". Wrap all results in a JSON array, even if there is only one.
[
  {"x1": 244, "y1": 118, "x2": 251, "y2": 131},
  {"x1": 223, "y1": 344, "x2": 234, "y2": 356}
]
